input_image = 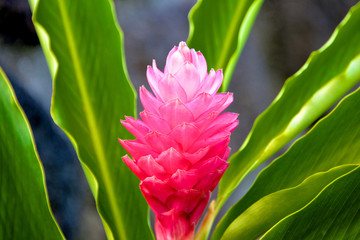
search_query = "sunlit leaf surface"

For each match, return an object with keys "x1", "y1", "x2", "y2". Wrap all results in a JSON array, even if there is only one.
[
  {"x1": 221, "y1": 165, "x2": 358, "y2": 240},
  {"x1": 214, "y1": 86, "x2": 360, "y2": 239},
  {"x1": 262, "y1": 166, "x2": 360, "y2": 240},
  {"x1": 187, "y1": 0, "x2": 264, "y2": 92},
  {"x1": 29, "y1": 0, "x2": 153, "y2": 239},
  {"x1": 218, "y1": 2, "x2": 360, "y2": 211}
]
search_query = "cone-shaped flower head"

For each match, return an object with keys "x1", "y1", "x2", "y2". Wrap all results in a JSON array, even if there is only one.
[{"x1": 119, "y1": 42, "x2": 238, "y2": 240}]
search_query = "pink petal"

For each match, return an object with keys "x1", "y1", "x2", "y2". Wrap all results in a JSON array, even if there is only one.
[
  {"x1": 194, "y1": 169, "x2": 227, "y2": 192},
  {"x1": 139, "y1": 86, "x2": 163, "y2": 115},
  {"x1": 209, "y1": 168, "x2": 227, "y2": 190},
  {"x1": 192, "y1": 158, "x2": 228, "y2": 191},
  {"x1": 208, "y1": 130, "x2": 232, "y2": 140},
  {"x1": 144, "y1": 131, "x2": 180, "y2": 153},
  {"x1": 196, "y1": 93, "x2": 233, "y2": 120},
  {"x1": 202, "y1": 136, "x2": 231, "y2": 159},
  {"x1": 174, "y1": 62, "x2": 201, "y2": 100},
  {"x1": 159, "y1": 99, "x2": 194, "y2": 129},
  {"x1": 186, "y1": 49, "x2": 208, "y2": 81},
  {"x1": 200, "y1": 114, "x2": 239, "y2": 139},
  {"x1": 152, "y1": 59, "x2": 164, "y2": 77},
  {"x1": 193, "y1": 156, "x2": 229, "y2": 179},
  {"x1": 166, "y1": 189, "x2": 204, "y2": 213},
  {"x1": 188, "y1": 132, "x2": 230, "y2": 154},
  {"x1": 190, "y1": 192, "x2": 210, "y2": 224},
  {"x1": 168, "y1": 123, "x2": 200, "y2": 151},
  {"x1": 212, "y1": 112, "x2": 239, "y2": 126},
  {"x1": 193, "y1": 111, "x2": 219, "y2": 131},
  {"x1": 168, "y1": 169, "x2": 199, "y2": 190},
  {"x1": 178, "y1": 41, "x2": 191, "y2": 60},
  {"x1": 182, "y1": 146, "x2": 209, "y2": 165},
  {"x1": 137, "y1": 155, "x2": 169, "y2": 180},
  {"x1": 165, "y1": 49, "x2": 185, "y2": 74},
  {"x1": 194, "y1": 172, "x2": 217, "y2": 191},
  {"x1": 142, "y1": 194, "x2": 169, "y2": 215},
  {"x1": 203, "y1": 120, "x2": 238, "y2": 140},
  {"x1": 211, "y1": 92, "x2": 234, "y2": 113},
  {"x1": 121, "y1": 116, "x2": 151, "y2": 139},
  {"x1": 122, "y1": 155, "x2": 146, "y2": 180},
  {"x1": 140, "y1": 111, "x2": 171, "y2": 134},
  {"x1": 146, "y1": 62, "x2": 163, "y2": 98},
  {"x1": 164, "y1": 46, "x2": 178, "y2": 73},
  {"x1": 118, "y1": 139, "x2": 157, "y2": 159},
  {"x1": 156, "y1": 147, "x2": 190, "y2": 174},
  {"x1": 186, "y1": 92, "x2": 213, "y2": 119},
  {"x1": 199, "y1": 69, "x2": 223, "y2": 94},
  {"x1": 140, "y1": 176, "x2": 175, "y2": 203},
  {"x1": 158, "y1": 74, "x2": 188, "y2": 102},
  {"x1": 155, "y1": 209, "x2": 194, "y2": 240},
  {"x1": 195, "y1": 51, "x2": 208, "y2": 81},
  {"x1": 220, "y1": 147, "x2": 231, "y2": 160}
]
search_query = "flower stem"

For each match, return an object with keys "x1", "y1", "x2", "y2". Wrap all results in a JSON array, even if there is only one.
[{"x1": 195, "y1": 200, "x2": 217, "y2": 240}]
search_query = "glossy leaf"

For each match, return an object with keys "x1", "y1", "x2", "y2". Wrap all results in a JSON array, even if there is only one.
[
  {"x1": 217, "y1": 2, "x2": 360, "y2": 211},
  {"x1": 262, "y1": 166, "x2": 360, "y2": 240},
  {"x1": 221, "y1": 165, "x2": 358, "y2": 240},
  {"x1": 30, "y1": 0, "x2": 153, "y2": 239},
  {"x1": 213, "y1": 85, "x2": 360, "y2": 239},
  {"x1": 187, "y1": 0, "x2": 264, "y2": 92},
  {"x1": 0, "y1": 68, "x2": 64, "y2": 239}
]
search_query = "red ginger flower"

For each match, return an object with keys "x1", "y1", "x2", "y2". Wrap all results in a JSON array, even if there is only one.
[{"x1": 119, "y1": 42, "x2": 238, "y2": 240}]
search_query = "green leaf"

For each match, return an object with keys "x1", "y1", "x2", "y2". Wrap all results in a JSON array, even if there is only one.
[
  {"x1": 187, "y1": 0, "x2": 264, "y2": 92},
  {"x1": 220, "y1": 165, "x2": 358, "y2": 240},
  {"x1": 213, "y1": 85, "x2": 360, "y2": 239},
  {"x1": 0, "y1": 68, "x2": 64, "y2": 240},
  {"x1": 217, "y1": 2, "x2": 360, "y2": 211},
  {"x1": 261, "y1": 166, "x2": 360, "y2": 240},
  {"x1": 30, "y1": 0, "x2": 153, "y2": 239}
]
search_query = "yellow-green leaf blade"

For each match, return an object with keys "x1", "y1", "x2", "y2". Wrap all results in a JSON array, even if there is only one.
[
  {"x1": 31, "y1": 0, "x2": 153, "y2": 239},
  {"x1": 0, "y1": 68, "x2": 64, "y2": 240},
  {"x1": 262, "y1": 166, "x2": 360, "y2": 240},
  {"x1": 217, "y1": 2, "x2": 360, "y2": 211},
  {"x1": 221, "y1": 165, "x2": 358, "y2": 240},
  {"x1": 214, "y1": 83, "x2": 360, "y2": 239},
  {"x1": 187, "y1": 0, "x2": 264, "y2": 92}
]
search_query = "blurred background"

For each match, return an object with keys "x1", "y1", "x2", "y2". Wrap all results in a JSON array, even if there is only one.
[{"x1": 0, "y1": 0, "x2": 358, "y2": 239}]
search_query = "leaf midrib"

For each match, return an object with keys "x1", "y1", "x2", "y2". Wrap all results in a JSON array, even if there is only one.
[
  {"x1": 56, "y1": 0, "x2": 126, "y2": 239},
  {"x1": 215, "y1": 0, "x2": 248, "y2": 70},
  {"x1": 217, "y1": 53, "x2": 360, "y2": 217}
]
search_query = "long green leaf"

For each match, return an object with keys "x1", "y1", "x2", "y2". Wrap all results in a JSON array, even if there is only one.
[
  {"x1": 187, "y1": 0, "x2": 264, "y2": 92},
  {"x1": 221, "y1": 165, "x2": 358, "y2": 240},
  {"x1": 262, "y1": 166, "x2": 360, "y2": 240},
  {"x1": 217, "y1": 2, "x2": 360, "y2": 211},
  {"x1": 29, "y1": 0, "x2": 153, "y2": 239},
  {"x1": 213, "y1": 85, "x2": 360, "y2": 239},
  {"x1": 0, "y1": 68, "x2": 64, "y2": 240}
]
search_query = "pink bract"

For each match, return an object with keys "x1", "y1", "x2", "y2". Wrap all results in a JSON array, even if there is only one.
[{"x1": 119, "y1": 42, "x2": 238, "y2": 240}]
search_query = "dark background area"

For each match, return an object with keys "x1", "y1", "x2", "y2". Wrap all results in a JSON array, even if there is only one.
[{"x1": 0, "y1": 0, "x2": 358, "y2": 239}]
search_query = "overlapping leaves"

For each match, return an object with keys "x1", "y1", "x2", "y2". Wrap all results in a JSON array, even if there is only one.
[
  {"x1": 262, "y1": 166, "x2": 360, "y2": 240},
  {"x1": 218, "y1": 2, "x2": 360, "y2": 212},
  {"x1": 215, "y1": 86, "x2": 360, "y2": 239}
]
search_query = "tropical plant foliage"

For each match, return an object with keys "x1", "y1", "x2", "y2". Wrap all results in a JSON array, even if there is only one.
[
  {"x1": 0, "y1": 68, "x2": 64, "y2": 240},
  {"x1": 1, "y1": 0, "x2": 360, "y2": 239}
]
